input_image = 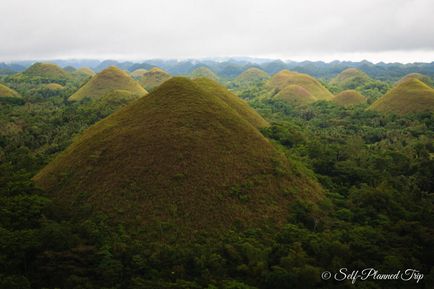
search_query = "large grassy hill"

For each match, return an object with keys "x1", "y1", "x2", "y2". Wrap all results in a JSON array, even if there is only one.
[
  {"x1": 34, "y1": 77, "x2": 322, "y2": 238},
  {"x1": 369, "y1": 78, "x2": 434, "y2": 115},
  {"x1": 68, "y1": 66, "x2": 147, "y2": 101}
]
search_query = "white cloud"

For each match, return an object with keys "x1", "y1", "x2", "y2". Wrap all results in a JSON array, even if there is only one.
[{"x1": 0, "y1": 0, "x2": 433, "y2": 62}]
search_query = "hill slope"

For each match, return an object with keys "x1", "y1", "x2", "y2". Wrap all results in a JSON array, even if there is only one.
[
  {"x1": 234, "y1": 67, "x2": 270, "y2": 85},
  {"x1": 23, "y1": 62, "x2": 69, "y2": 79},
  {"x1": 76, "y1": 67, "x2": 96, "y2": 77},
  {"x1": 68, "y1": 66, "x2": 147, "y2": 101},
  {"x1": 369, "y1": 78, "x2": 434, "y2": 115},
  {"x1": 332, "y1": 90, "x2": 367, "y2": 107},
  {"x1": 268, "y1": 70, "x2": 333, "y2": 100},
  {"x1": 273, "y1": 84, "x2": 316, "y2": 106},
  {"x1": 138, "y1": 67, "x2": 171, "y2": 91},
  {"x1": 192, "y1": 78, "x2": 269, "y2": 128},
  {"x1": 190, "y1": 66, "x2": 219, "y2": 81},
  {"x1": 0, "y1": 83, "x2": 21, "y2": 98},
  {"x1": 130, "y1": 68, "x2": 148, "y2": 78},
  {"x1": 34, "y1": 77, "x2": 321, "y2": 237},
  {"x1": 330, "y1": 68, "x2": 371, "y2": 89},
  {"x1": 396, "y1": 73, "x2": 433, "y2": 87}
]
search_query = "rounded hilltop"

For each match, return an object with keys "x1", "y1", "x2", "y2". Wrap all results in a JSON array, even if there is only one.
[
  {"x1": 332, "y1": 90, "x2": 367, "y2": 107},
  {"x1": 234, "y1": 67, "x2": 270, "y2": 84},
  {"x1": 138, "y1": 67, "x2": 171, "y2": 91},
  {"x1": 130, "y1": 68, "x2": 148, "y2": 78},
  {"x1": 330, "y1": 68, "x2": 371, "y2": 90},
  {"x1": 68, "y1": 66, "x2": 147, "y2": 101},
  {"x1": 76, "y1": 67, "x2": 96, "y2": 77},
  {"x1": 273, "y1": 84, "x2": 316, "y2": 106},
  {"x1": 190, "y1": 66, "x2": 219, "y2": 81},
  {"x1": 34, "y1": 77, "x2": 322, "y2": 239},
  {"x1": 369, "y1": 78, "x2": 434, "y2": 115},
  {"x1": 269, "y1": 70, "x2": 334, "y2": 101},
  {"x1": 23, "y1": 62, "x2": 69, "y2": 79},
  {"x1": 396, "y1": 73, "x2": 433, "y2": 87}
]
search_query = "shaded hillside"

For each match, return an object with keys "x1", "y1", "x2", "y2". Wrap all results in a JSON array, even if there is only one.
[
  {"x1": 68, "y1": 66, "x2": 147, "y2": 101},
  {"x1": 369, "y1": 78, "x2": 434, "y2": 115},
  {"x1": 330, "y1": 68, "x2": 372, "y2": 90},
  {"x1": 138, "y1": 67, "x2": 171, "y2": 91},
  {"x1": 332, "y1": 90, "x2": 367, "y2": 107},
  {"x1": 268, "y1": 70, "x2": 334, "y2": 100},
  {"x1": 34, "y1": 77, "x2": 322, "y2": 238}
]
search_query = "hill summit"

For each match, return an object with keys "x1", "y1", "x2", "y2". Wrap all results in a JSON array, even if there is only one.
[
  {"x1": 190, "y1": 66, "x2": 219, "y2": 81},
  {"x1": 268, "y1": 70, "x2": 333, "y2": 102},
  {"x1": 396, "y1": 73, "x2": 433, "y2": 87},
  {"x1": 234, "y1": 67, "x2": 270, "y2": 85},
  {"x1": 369, "y1": 78, "x2": 434, "y2": 115},
  {"x1": 138, "y1": 67, "x2": 171, "y2": 91},
  {"x1": 68, "y1": 66, "x2": 147, "y2": 101},
  {"x1": 23, "y1": 62, "x2": 69, "y2": 79},
  {"x1": 330, "y1": 68, "x2": 371, "y2": 90},
  {"x1": 332, "y1": 90, "x2": 367, "y2": 107},
  {"x1": 34, "y1": 77, "x2": 322, "y2": 237}
]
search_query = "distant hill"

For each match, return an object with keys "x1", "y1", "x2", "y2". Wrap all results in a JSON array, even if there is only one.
[
  {"x1": 45, "y1": 83, "x2": 64, "y2": 91},
  {"x1": 76, "y1": 67, "x2": 96, "y2": 77},
  {"x1": 130, "y1": 68, "x2": 148, "y2": 78},
  {"x1": 190, "y1": 66, "x2": 218, "y2": 81},
  {"x1": 0, "y1": 83, "x2": 21, "y2": 98},
  {"x1": 330, "y1": 68, "x2": 372, "y2": 90},
  {"x1": 138, "y1": 67, "x2": 171, "y2": 91},
  {"x1": 268, "y1": 70, "x2": 334, "y2": 100},
  {"x1": 23, "y1": 63, "x2": 69, "y2": 80},
  {"x1": 233, "y1": 67, "x2": 269, "y2": 85},
  {"x1": 395, "y1": 73, "x2": 433, "y2": 87},
  {"x1": 34, "y1": 77, "x2": 322, "y2": 238},
  {"x1": 369, "y1": 78, "x2": 434, "y2": 115},
  {"x1": 68, "y1": 66, "x2": 147, "y2": 101},
  {"x1": 332, "y1": 90, "x2": 367, "y2": 107},
  {"x1": 273, "y1": 84, "x2": 316, "y2": 106}
]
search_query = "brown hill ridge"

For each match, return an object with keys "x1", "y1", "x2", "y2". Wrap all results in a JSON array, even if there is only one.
[{"x1": 34, "y1": 77, "x2": 322, "y2": 237}]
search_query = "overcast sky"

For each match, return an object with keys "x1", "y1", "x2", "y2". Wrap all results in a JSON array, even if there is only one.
[{"x1": 1, "y1": 0, "x2": 433, "y2": 63}]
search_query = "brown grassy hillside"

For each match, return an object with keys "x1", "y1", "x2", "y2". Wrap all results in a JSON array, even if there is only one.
[
  {"x1": 268, "y1": 70, "x2": 333, "y2": 100},
  {"x1": 138, "y1": 67, "x2": 171, "y2": 91},
  {"x1": 332, "y1": 90, "x2": 367, "y2": 107},
  {"x1": 34, "y1": 77, "x2": 322, "y2": 238},
  {"x1": 369, "y1": 78, "x2": 434, "y2": 115},
  {"x1": 68, "y1": 66, "x2": 147, "y2": 101}
]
